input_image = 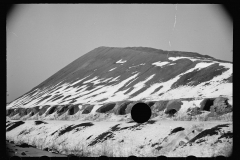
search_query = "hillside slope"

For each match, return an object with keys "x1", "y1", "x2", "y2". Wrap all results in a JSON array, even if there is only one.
[{"x1": 7, "y1": 46, "x2": 232, "y2": 110}]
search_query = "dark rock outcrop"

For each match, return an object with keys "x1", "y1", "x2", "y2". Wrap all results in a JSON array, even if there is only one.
[
  {"x1": 82, "y1": 105, "x2": 94, "y2": 114},
  {"x1": 115, "y1": 101, "x2": 132, "y2": 115},
  {"x1": 96, "y1": 103, "x2": 116, "y2": 113},
  {"x1": 146, "y1": 101, "x2": 156, "y2": 108},
  {"x1": 56, "y1": 105, "x2": 69, "y2": 116},
  {"x1": 210, "y1": 97, "x2": 232, "y2": 115},
  {"x1": 200, "y1": 98, "x2": 215, "y2": 111},
  {"x1": 68, "y1": 104, "x2": 80, "y2": 115},
  {"x1": 45, "y1": 106, "x2": 58, "y2": 116},
  {"x1": 6, "y1": 121, "x2": 25, "y2": 132},
  {"x1": 26, "y1": 108, "x2": 32, "y2": 115},
  {"x1": 187, "y1": 107, "x2": 202, "y2": 116},
  {"x1": 35, "y1": 121, "x2": 48, "y2": 125},
  {"x1": 38, "y1": 105, "x2": 51, "y2": 116},
  {"x1": 32, "y1": 106, "x2": 40, "y2": 115},
  {"x1": 7, "y1": 109, "x2": 14, "y2": 117},
  {"x1": 8, "y1": 108, "x2": 20, "y2": 117},
  {"x1": 164, "y1": 100, "x2": 183, "y2": 115},
  {"x1": 18, "y1": 108, "x2": 28, "y2": 117}
]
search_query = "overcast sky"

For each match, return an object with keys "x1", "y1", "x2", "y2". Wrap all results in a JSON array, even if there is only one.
[{"x1": 7, "y1": 4, "x2": 233, "y2": 103}]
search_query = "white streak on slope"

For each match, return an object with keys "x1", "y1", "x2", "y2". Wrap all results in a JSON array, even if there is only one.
[
  {"x1": 116, "y1": 59, "x2": 127, "y2": 64},
  {"x1": 109, "y1": 76, "x2": 120, "y2": 83},
  {"x1": 71, "y1": 75, "x2": 92, "y2": 86},
  {"x1": 109, "y1": 67, "x2": 117, "y2": 71},
  {"x1": 169, "y1": 57, "x2": 202, "y2": 62},
  {"x1": 152, "y1": 61, "x2": 170, "y2": 67},
  {"x1": 83, "y1": 77, "x2": 98, "y2": 84}
]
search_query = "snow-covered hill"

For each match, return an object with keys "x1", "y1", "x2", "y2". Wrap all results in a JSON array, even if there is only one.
[
  {"x1": 7, "y1": 47, "x2": 232, "y2": 117},
  {"x1": 6, "y1": 47, "x2": 232, "y2": 157}
]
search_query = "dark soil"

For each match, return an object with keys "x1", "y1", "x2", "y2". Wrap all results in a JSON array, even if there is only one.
[
  {"x1": 58, "y1": 122, "x2": 94, "y2": 136},
  {"x1": 169, "y1": 127, "x2": 185, "y2": 135},
  {"x1": 36, "y1": 95, "x2": 52, "y2": 104},
  {"x1": 16, "y1": 143, "x2": 35, "y2": 148},
  {"x1": 146, "y1": 120, "x2": 156, "y2": 124},
  {"x1": 35, "y1": 121, "x2": 48, "y2": 125},
  {"x1": 218, "y1": 131, "x2": 233, "y2": 140},
  {"x1": 151, "y1": 86, "x2": 163, "y2": 94},
  {"x1": 88, "y1": 131, "x2": 115, "y2": 146},
  {"x1": 188, "y1": 124, "x2": 230, "y2": 144},
  {"x1": 51, "y1": 95, "x2": 64, "y2": 102},
  {"x1": 86, "y1": 135, "x2": 93, "y2": 140},
  {"x1": 62, "y1": 95, "x2": 71, "y2": 100}
]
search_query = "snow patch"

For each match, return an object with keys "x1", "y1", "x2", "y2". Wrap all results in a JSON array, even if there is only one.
[
  {"x1": 178, "y1": 100, "x2": 203, "y2": 114},
  {"x1": 109, "y1": 67, "x2": 117, "y2": 71},
  {"x1": 109, "y1": 76, "x2": 120, "y2": 83},
  {"x1": 71, "y1": 75, "x2": 92, "y2": 86},
  {"x1": 129, "y1": 63, "x2": 145, "y2": 69},
  {"x1": 116, "y1": 59, "x2": 127, "y2": 64},
  {"x1": 168, "y1": 63, "x2": 176, "y2": 66},
  {"x1": 101, "y1": 78, "x2": 113, "y2": 83},
  {"x1": 218, "y1": 62, "x2": 232, "y2": 69},
  {"x1": 83, "y1": 77, "x2": 98, "y2": 84},
  {"x1": 169, "y1": 57, "x2": 201, "y2": 62},
  {"x1": 152, "y1": 61, "x2": 170, "y2": 67}
]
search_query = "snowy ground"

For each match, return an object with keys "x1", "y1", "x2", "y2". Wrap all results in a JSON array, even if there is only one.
[{"x1": 6, "y1": 119, "x2": 232, "y2": 157}]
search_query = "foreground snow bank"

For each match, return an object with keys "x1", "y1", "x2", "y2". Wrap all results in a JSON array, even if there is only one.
[{"x1": 6, "y1": 120, "x2": 232, "y2": 157}]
